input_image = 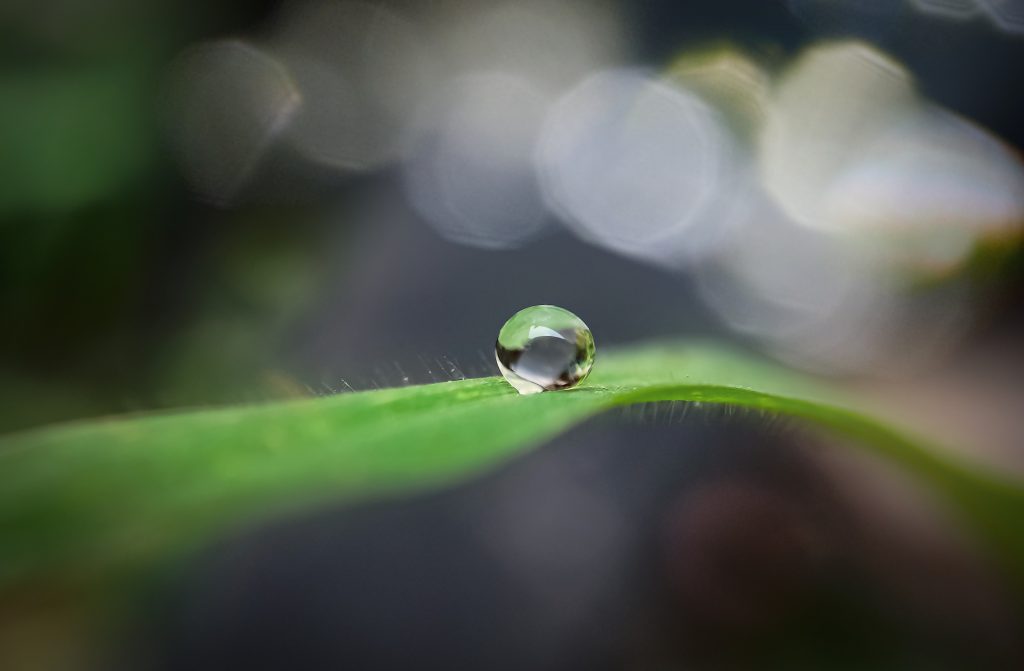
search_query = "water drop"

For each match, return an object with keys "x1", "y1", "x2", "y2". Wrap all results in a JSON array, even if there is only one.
[{"x1": 495, "y1": 305, "x2": 595, "y2": 394}]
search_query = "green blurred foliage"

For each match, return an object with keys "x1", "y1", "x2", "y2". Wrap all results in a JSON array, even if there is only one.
[
  {"x1": 0, "y1": 66, "x2": 150, "y2": 215},
  {"x1": 0, "y1": 0, "x2": 332, "y2": 433}
]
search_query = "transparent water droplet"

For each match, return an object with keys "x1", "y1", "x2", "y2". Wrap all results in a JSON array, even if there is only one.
[{"x1": 495, "y1": 305, "x2": 595, "y2": 394}]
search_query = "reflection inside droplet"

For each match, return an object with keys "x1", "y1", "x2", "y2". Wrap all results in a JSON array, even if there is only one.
[{"x1": 495, "y1": 305, "x2": 595, "y2": 394}]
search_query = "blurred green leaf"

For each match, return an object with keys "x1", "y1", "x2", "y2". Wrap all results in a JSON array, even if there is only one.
[{"x1": 1, "y1": 341, "x2": 1022, "y2": 594}]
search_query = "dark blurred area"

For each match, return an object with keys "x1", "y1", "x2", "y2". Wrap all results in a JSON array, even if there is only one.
[
  {"x1": 2, "y1": 0, "x2": 1024, "y2": 669},
  {"x1": 141, "y1": 414, "x2": 1022, "y2": 671}
]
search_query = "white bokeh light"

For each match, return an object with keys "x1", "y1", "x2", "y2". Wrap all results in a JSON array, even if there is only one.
[
  {"x1": 696, "y1": 191, "x2": 875, "y2": 344},
  {"x1": 695, "y1": 188, "x2": 972, "y2": 374},
  {"x1": 402, "y1": 73, "x2": 552, "y2": 249},
  {"x1": 270, "y1": 1, "x2": 436, "y2": 172},
  {"x1": 438, "y1": 0, "x2": 628, "y2": 95},
  {"x1": 978, "y1": 0, "x2": 1024, "y2": 33},
  {"x1": 910, "y1": 0, "x2": 981, "y2": 19},
  {"x1": 760, "y1": 42, "x2": 920, "y2": 232},
  {"x1": 822, "y1": 106, "x2": 1024, "y2": 272},
  {"x1": 665, "y1": 48, "x2": 771, "y2": 143},
  {"x1": 760, "y1": 42, "x2": 1024, "y2": 274},
  {"x1": 538, "y1": 68, "x2": 743, "y2": 265}
]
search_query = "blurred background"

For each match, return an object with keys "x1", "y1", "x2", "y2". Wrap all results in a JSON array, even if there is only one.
[{"x1": 2, "y1": 0, "x2": 1024, "y2": 668}]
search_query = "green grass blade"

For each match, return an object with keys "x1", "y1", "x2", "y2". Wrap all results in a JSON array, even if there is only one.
[{"x1": 1, "y1": 342, "x2": 1022, "y2": 593}]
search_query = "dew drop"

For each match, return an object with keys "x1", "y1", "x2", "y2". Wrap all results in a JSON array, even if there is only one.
[{"x1": 495, "y1": 305, "x2": 595, "y2": 394}]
